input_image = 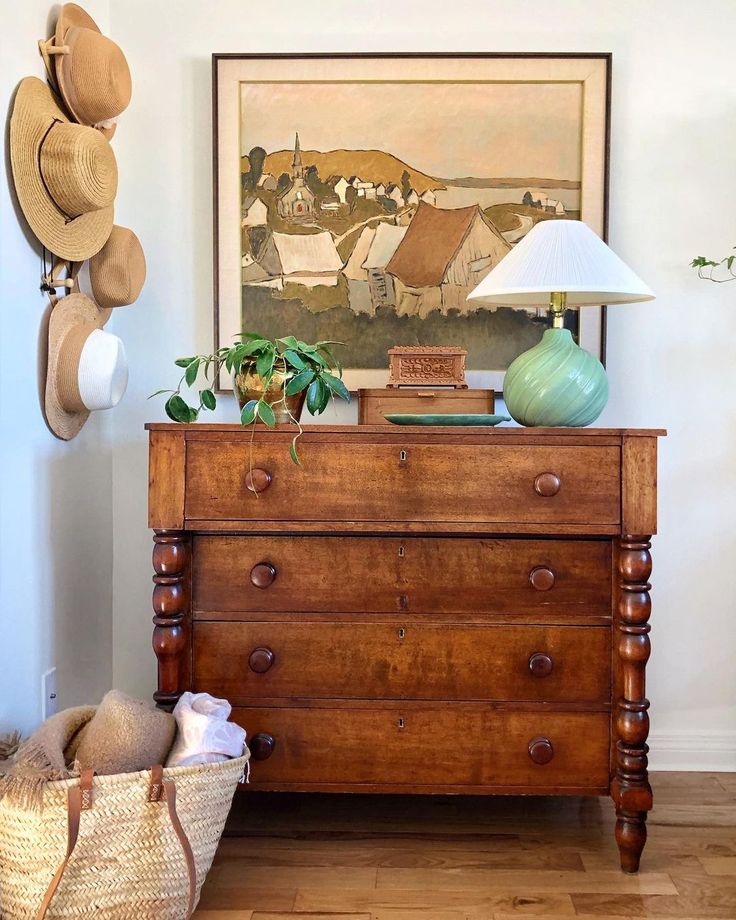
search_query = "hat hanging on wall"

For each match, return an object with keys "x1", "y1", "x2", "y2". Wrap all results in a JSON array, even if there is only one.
[
  {"x1": 89, "y1": 225, "x2": 146, "y2": 316},
  {"x1": 10, "y1": 77, "x2": 117, "y2": 262},
  {"x1": 45, "y1": 292, "x2": 128, "y2": 440},
  {"x1": 40, "y1": 3, "x2": 132, "y2": 140}
]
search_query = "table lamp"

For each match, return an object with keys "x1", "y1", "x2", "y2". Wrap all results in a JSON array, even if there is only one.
[{"x1": 467, "y1": 220, "x2": 655, "y2": 426}]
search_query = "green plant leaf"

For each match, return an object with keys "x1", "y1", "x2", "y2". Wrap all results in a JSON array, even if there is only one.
[
  {"x1": 240, "y1": 399, "x2": 259, "y2": 425},
  {"x1": 185, "y1": 358, "x2": 200, "y2": 387},
  {"x1": 289, "y1": 437, "x2": 301, "y2": 465},
  {"x1": 257, "y1": 400, "x2": 276, "y2": 427},
  {"x1": 277, "y1": 335, "x2": 300, "y2": 350},
  {"x1": 285, "y1": 368, "x2": 315, "y2": 395},
  {"x1": 306, "y1": 377, "x2": 328, "y2": 415},
  {"x1": 322, "y1": 372, "x2": 350, "y2": 402},
  {"x1": 283, "y1": 349, "x2": 307, "y2": 370},
  {"x1": 241, "y1": 331, "x2": 265, "y2": 340},
  {"x1": 201, "y1": 388, "x2": 216, "y2": 410},
  {"x1": 148, "y1": 388, "x2": 173, "y2": 399},
  {"x1": 187, "y1": 405, "x2": 199, "y2": 422},
  {"x1": 256, "y1": 348, "x2": 275, "y2": 379},
  {"x1": 165, "y1": 394, "x2": 193, "y2": 423},
  {"x1": 175, "y1": 357, "x2": 195, "y2": 368}
]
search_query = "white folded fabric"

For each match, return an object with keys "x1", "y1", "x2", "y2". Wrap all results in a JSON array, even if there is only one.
[{"x1": 166, "y1": 692, "x2": 246, "y2": 768}]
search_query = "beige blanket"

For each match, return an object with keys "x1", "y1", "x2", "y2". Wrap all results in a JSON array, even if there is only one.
[{"x1": 0, "y1": 706, "x2": 95, "y2": 809}]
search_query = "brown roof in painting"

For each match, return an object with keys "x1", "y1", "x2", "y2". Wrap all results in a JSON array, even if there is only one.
[{"x1": 386, "y1": 202, "x2": 501, "y2": 287}]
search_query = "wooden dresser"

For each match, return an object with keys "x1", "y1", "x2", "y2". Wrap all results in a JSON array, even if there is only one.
[{"x1": 146, "y1": 423, "x2": 663, "y2": 872}]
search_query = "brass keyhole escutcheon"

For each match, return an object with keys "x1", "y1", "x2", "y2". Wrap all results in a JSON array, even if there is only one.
[
  {"x1": 398, "y1": 545, "x2": 405, "y2": 557},
  {"x1": 398, "y1": 627, "x2": 406, "y2": 639},
  {"x1": 399, "y1": 449, "x2": 407, "y2": 463},
  {"x1": 398, "y1": 718, "x2": 405, "y2": 729}
]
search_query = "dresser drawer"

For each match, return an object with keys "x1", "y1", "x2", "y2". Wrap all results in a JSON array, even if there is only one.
[
  {"x1": 184, "y1": 441, "x2": 620, "y2": 525},
  {"x1": 193, "y1": 536, "x2": 611, "y2": 616},
  {"x1": 193, "y1": 622, "x2": 610, "y2": 704},
  {"x1": 235, "y1": 706, "x2": 610, "y2": 790}
]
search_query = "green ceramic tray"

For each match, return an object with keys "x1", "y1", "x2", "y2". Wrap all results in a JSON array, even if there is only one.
[{"x1": 385, "y1": 413, "x2": 512, "y2": 427}]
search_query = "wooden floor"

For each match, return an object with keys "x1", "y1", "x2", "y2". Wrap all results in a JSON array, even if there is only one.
[{"x1": 194, "y1": 772, "x2": 736, "y2": 919}]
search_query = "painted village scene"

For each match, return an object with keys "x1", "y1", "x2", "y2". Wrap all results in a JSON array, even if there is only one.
[{"x1": 239, "y1": 80, "x2": 583, "y2": 371}]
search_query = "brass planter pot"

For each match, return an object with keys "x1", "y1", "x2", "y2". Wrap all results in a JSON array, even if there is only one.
[{"x1": 232, "y1": 362, "x2": 306, "y2": 423}]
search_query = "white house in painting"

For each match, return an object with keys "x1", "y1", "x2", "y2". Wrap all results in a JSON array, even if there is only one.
[
  {"x1": 375, "y1": 182, "x2": 386, "y2": 197},
  {"x1": 420, "y1": 189, "x2": 436, "y2": 206},
  {"x1": 331, "y1": 176, "x2": 350, "y2": 203},
  {"x1": 241, "y1": 195, "x2": 268, "y2": 228},
  {"x1": 361, "y1": 222, "x2": 407, "y2": 310},
  {"x1": 406, "y1": 189, "x2": 420, "y2": 206},
  {"x1": 242, "y1": 229, "x2": 343, "y2": 290},
  {"x1": 343, "y1": 225, "x2": 377, "y2": 314},
  {"x1": 385, "y1": 184, "x2": 404, "y2": 207}
]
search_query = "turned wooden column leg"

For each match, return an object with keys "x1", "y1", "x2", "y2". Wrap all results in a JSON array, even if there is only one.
[
  {"x1": 611, "y1": 535, "x2": 653, "y2": 873},
  {"x1": 152, "y1": 530, "x2": 191, "y2": 711}
]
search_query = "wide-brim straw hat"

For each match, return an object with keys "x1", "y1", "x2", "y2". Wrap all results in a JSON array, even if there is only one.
[
  {"x1": 46, "y1": 293, "x2": 128, "y2": 440},
  {"x1": 44, "y1": 3, "x2": 131, "y2": 136},
  {"x1": 10, "y1": 77, "x2": 117, "y2": 261},
  {"x1": 89, "y1": 225, "x2": 146, "y2": 310}
]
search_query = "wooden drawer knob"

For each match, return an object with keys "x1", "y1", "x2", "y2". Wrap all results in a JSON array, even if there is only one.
[
  {"x1": 528, "y1": 736, "x2": 554, "y2": 765},
  {"x1": 529, "y1": 652, "x2": 554, "y2": 678},
  {"x1": 250, "y1": 732, "x2": 275, "y2": 760},
  {"x1": 249, "y1": 647, "x2": 274, "y2": 673},
  {"x1": 251, "y1": 562, "x2": 277, "y2": 588},
  {"x1": 246, "y1": 468, "x2": 272, "y2": 493},
  {"x1": 529, "y1": 565, "x2": 555, "y2": 591},
  {"x1": 534, "y1": 472, "x2": 561, "y2": 497}
]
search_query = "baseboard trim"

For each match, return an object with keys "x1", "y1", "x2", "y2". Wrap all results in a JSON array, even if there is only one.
[{"x1": 648, "y1": 731, "x2": 736, "y2": 772}]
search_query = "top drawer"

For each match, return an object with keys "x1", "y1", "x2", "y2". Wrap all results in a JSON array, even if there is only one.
[{"x1": 184, "y1": 441, "x2": 620, "y2": 525}]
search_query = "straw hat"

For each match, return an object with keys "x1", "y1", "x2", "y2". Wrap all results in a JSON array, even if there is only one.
[
  {"x1": 89, "y1": 225, "x2": 146, "y2": 310},
  {"x1": 10, "y1": 77, "x2": 117, "y2": 261},
  {"x1": 46, "y1": 293, "x2": 128, "y2": 440},
  {"x1": 44, "y1": 3, "x2": 131, "y2": 138}
]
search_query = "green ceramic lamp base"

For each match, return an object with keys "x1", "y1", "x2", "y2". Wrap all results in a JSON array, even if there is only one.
[{"x1": 504, "y1": 327, "x2": 609, "y2": 427}]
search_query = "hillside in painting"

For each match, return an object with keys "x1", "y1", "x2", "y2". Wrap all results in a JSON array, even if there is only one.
[{"x1": 242, "y1": 148, "x2": 444, "y2": 195}]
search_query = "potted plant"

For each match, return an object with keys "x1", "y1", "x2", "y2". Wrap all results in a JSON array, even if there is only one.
[{"x1": 151, "y1": 333, "x2": 350, "y2": 463}]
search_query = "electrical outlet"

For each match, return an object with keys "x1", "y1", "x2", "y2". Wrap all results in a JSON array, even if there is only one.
[{"x1": 42, "y1": 668, "x2": 58, "y2": 720}]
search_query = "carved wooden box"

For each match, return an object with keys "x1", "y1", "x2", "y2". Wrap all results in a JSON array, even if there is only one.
[{"x1": 387, "y1": 346, "x2": 467, "y2": 388}]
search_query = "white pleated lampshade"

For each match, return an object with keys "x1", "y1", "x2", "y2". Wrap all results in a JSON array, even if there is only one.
[{"x1": 467, "y1": 219, "x2": 655, "y2": 307}]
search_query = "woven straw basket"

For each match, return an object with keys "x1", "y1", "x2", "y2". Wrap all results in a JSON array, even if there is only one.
[{"x1": 0, "y1": 753, "x2": 249, "y2": 920}]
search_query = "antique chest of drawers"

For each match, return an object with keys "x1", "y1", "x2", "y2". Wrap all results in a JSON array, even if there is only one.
[{"x1": 146, "y1": 423, "x2": 663, "y2": 872}]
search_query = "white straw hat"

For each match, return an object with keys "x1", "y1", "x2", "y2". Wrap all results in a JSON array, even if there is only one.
[{"x1": 45, "y1": 293, "x2": 128, "y2": 439}]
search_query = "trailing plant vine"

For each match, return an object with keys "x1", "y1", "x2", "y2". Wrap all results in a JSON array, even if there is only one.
[{"x1": 691, "y1": 249, "x2": 736, "y2": 283}]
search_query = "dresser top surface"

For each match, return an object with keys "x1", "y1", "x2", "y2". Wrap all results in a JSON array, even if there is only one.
[{"x1": 146, "y1": 423, "x2": 666, "y2": 439}]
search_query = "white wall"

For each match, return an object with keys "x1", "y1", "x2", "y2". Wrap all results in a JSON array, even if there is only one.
[
  {"x1": 12, "y1": 0, "x2": 728, "y2": 768},
  {"x1": 0, "y1": 0, "x2": 113, "y2": 736}
]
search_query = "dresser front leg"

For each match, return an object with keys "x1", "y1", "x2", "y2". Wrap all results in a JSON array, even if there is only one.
[
  {"x1": 615, "y1": 808, "x2": 648, "y2": 873},
  {"x1": 151, "y1": 530, "x2": 191, "y2": 711},
  {"x1": 612, "y1": 535, "x2": 653, "y2": 873}
]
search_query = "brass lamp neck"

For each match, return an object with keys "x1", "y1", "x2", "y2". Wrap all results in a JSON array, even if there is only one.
[{"x1": 550, "y1": 292, "x2": 567, "y2": 329}]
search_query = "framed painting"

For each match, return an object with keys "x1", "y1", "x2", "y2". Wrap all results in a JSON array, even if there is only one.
[{"x1": 213, "y1": 53, "x2": 610, "y2": 392}]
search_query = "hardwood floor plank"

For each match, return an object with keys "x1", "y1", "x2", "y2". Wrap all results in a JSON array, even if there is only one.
[
  {"x1": 213, "y1": 836, "x2": 583, "y2": 870},
  {"x1": 215, "y1": 867, "x2": 379, "y2": 890},
  {"x1": 293, "y1": 888, "x2": 575, "y2": 915},
  {"x1": 699, "y1": 857, "x2": 736, "y2": 875},
  {"x1": 194, "y1": 913, "x2": 254, "y2": 919},
  {"x1": 196, "y1": 888, "x2": 297, "y2": 912},
  {"x1": 373, "y1": 869, "x2": 677, "y2": 895}
]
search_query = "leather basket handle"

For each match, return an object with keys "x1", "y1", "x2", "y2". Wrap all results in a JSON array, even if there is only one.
[{"x1": 36, "y1": 765, "x2": 197, "y2": 920}]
